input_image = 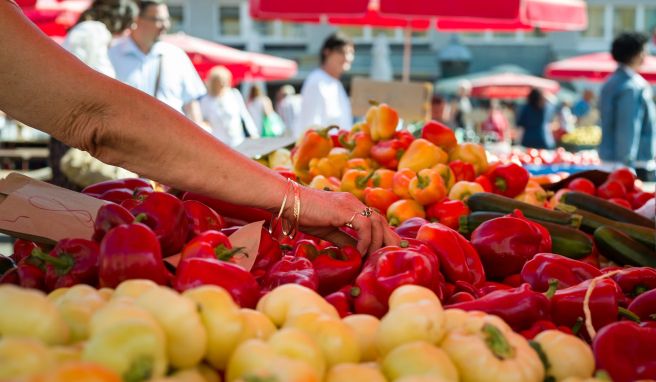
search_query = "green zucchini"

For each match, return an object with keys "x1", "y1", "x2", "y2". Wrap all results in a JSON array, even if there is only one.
[
  {"x1": 459, "y1": 212, "x2": 593, "y2": 259},
  {"x1": 557, "y1": 204, "x2": 655, "y2": 249},
  {"x1": 561, "y1": 191, "x2": 654, "y2": 227},
  {"x1": 593, "y1": 226, "x2": 656, "y2": 267},
  {"x1": 466, "y1": 193, "x2": 582, "y2": 228}
]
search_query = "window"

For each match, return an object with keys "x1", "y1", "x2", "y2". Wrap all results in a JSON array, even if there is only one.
[
  {"x1": 168, "y1": 5, "x2": 184, "y2": 33},
  {"x1": 254, "y1": 20, "x2": 275, "y2": 37},
  {"x1": 491, "y1": 32, "x2": 515, "y2": 39},
  {"x1": 582, "y1": 5, "x2": 604, "y2": 38},
  {"x1": 613, "y1": 7, "x2": 635, "y2": 36},
  {"x1": 371, "y1": 27, "x2": 396, "y2": 38},
  {"x1": 339, "y1": 26, "x2": 365, "y2": 38},
  {"x1": 280, "y1": 22, "x2": 304, "y2": 38},
  {"x1": 412, "y1": 30, "x2": 428, "y2": 38},
  {"x1": 645, "y1": 7, "x2": 656, "y2": 34},
  {"x1": 219, "y1": 6, "x2": 240, "y2": 36}
]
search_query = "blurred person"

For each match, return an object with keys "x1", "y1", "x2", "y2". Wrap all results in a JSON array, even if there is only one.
[
  {"x1": 275, "y1": 84, "x2": 301, "y2": 136},
  {"x1": 108, "y1": 0, "x2": 206, "y2": 125},
  {"x1": 599, "y1": 32, "x2": 655, "y2": 168},
  {"x1": 557, "y1": 99, "x2": 576, "y2": 134},
  {"x1": 246, "y1": 85, "x2": 273, "y2": 134},
  {"x1": 572, "y1": 89, "x2": 599, "y2": 127},
  {"x1": 430, "y1": 93, "x2": 452, "y2": 124},
  {"x1": 480, "y1": 99, "x2": 509, "y2": 142},
  {"x1": 451, "y1": 80, "x2": 473, "y2": 130},
  {"x1": 516, "y1": 88, "x2": 556, "y2": 149},
  {"x1": 297, "y1": 32, "x2": 354, "y2": 137},
  {"x1": 1, "y1": 1, "x2": 399, "y2": 254},
  {"x1": 199, "y1": 66, "x2": 259, "y2": 147}
]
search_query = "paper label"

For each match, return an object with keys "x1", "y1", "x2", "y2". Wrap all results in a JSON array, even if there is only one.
[{"x1": 228, "y1": 220, "x2": 264, "y2": 271}]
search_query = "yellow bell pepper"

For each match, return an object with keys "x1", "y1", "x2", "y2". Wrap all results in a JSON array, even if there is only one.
[
  {"x1": 342, "y1": 314, "x2": 381, "y2": 362},
  {"x1": 326, "y1": 363, "x2": 387, "y2": 382},
  {"x1": 50, "y1": 345, "x2": 83, "y2": 364},
  {"x1": 97, "y1": 288, "x2": 114, "y2": 301},
  {"x1": 238, "y1": 308, "x2": 277, "y2": 342},
  {"x1": 386, "y1": 199, "x2": 426, "y2": 227},
  {"x1": 341, "y1": 169, "x2": 375, "y2": 200},
  {"x1": 441, "y1": 314, "x2": 544, "y2": 382},
  {"x1": 113, "y1": 279, "x2": 159, "y2": 300},
  {"x1": 292, "y1": 125, "x2": 337, "y2": 182},
  {"x1": 381, "y1": 341, "x2": 459, "y2": 382},
  {"x1": 182, "y1": 285, "x2": 244, "y2": 370},
  {"x1": 48, "y1": 287, "x2": 70, "y2": 302},
  {"x1": 448, "y1": 143, "x2": 489, "y2": 175},
  {"x1": 268, "y1": 328, "x2": 327, "y2": 380},
  {"x1": 448, "y1": 181, "x2": 485, "y2": 202},
  {"x1": 409, "y1": 168, "x2": 448, "y2": 206},
  {"x1": 366, "y1": 103, "x2": 399, "y2": 142},
  {"x1": 388, "y1": 285, "x2": 442, "y2": 310},
  {"x1": 376, "y1": 301, "x2": 446, "y2": 356},
  {"x1": 285, "y1": 310, "x2": 361, "y2": 367},
  {"x1": 308, "y1": 147, "x2": 349, "y2": 179},
  {"x1": 398, "y1": 139, "x2": 448, "y2": 172},
  {"x1": 53, "y1": 284, "x2": 107, "y2": 343},
  {"x1": 532, "y1": 330, "x2": 595, "y2": 381},
  {"x1": 432, "y1": 164, "x2": 455, "y2": 191},
  {"x1": 268, "y1": 148, "x2": 292, "y2": 169},
  {"x1": 256, "y1": 284, "x2": 338, "y2": 327},
  {"x1": 514, "y1": 180, "x2": 549, "y2": 207},
  {"x1": 225, "y1": 338, "x2": 320, "y2": 382},
  {"x1": 0, "y1": 284, "x2": 70, "y2": 345},
  {"x1": 135, "y1": 286, "x2": 207, "y2": 369},
  {"x1": 344, "y1": 157, "x2": 373, "y2": 172},
  {"x1": 29, "y1": 361, "x2": 122, "y2": 382},
  {"x1": 0, "y1": 337, "x2": 54, "y2": 380},
  {"x1": 308, "y1": 175, "x2": 341, "y2": 192}
]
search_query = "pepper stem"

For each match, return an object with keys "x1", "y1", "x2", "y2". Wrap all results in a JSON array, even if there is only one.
[
  {"x1": 30, "y1": 249, "x2": 74, "y2": 275},
  {"x1": 617, "y1": 307, "x2": 641, "y2": 323},
  {"x1": 317, "y1": 125, "x2": 339, "y2": 138},
  {"x1": 482, "y1": 323, "x2": 516, "y2": 360},
  {"x1": 215, "y1": 245, "x2": 246, "y2": 261},
  {"x1": 493, "y1": 178, "x2": 507, "y2": 192},
  {"x1": 134, "y1": 213, "x2": 148, "y2": 223},
  {"x1": 399, "y1": 240, "x2": 409, "y2": 248},
  {"x1": 544, "y1": 279, "x2": 559, "y2": 299},
  {"x1": 388, "y1": 216, "x2": 400, "y2": 227},
  {"x1": 123, "y1": 356, "x2": 154, "y2": 382},
  {"x1": 528, "y1": 340, "x2": 552, "y2": 373},
  {"x1": 350, "y1": 286, "x2": 361, "y2": 298},
  {"x1": 356, "y1": 171, "x2": 376, "y2": 189},
  {"x1": 458, "y1": 215, "x2": 472, "y2": 235}
]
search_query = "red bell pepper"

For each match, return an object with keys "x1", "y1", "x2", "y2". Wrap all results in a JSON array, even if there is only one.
[
  {"x1": 325, "y1": 286, "x2": 356, "y2": 318},
  {"x1": 607, "y1": 167, "x2": 636, "y2": 192},
  {"x1": 520, "y1": 253, "x2": 602, "y2": 293},
  {"x1": 474, "y1": 175, "x2": 493, "y2": 193},
  {"x1": 448, "y1": 160, "x2": 476, "y2": 183},
  {"x1": 93, "y1": 203, "x2": 135, "y2": 242},
  {"x1": 488, "y1": 163, "x2": 529, "y2": 198},
  {"x1": 394, "y1": 130, "x2": 414, "y2": 150},
  {"x1": 447, "y1": 291, "x2": 476, "y2": 304},
  {"x1": 182, "y1": 200, "x2": 225, "y2": 240},
  {"x1": 220, "y1": 226, "x2": 283, "y2": 283},
  {"x1": 179, "y1": 230, "x2": 242, "y2": 272},
  {"x1": 628, "y1": 288, "x2": 656, "y2": 322},
  {"x1": 446, "y1": 284, "x2": 551, "y2": 332},
  {"x1": 16, "y1": 256, "x2": 46, "y2": 291},
  {"x1": 421, "y1": 120, "x2": 457, "y2": 151},
  {"x1": 181, "y1": 192, "x2": 273, "y2": 225},
  {"x1": 174, "y1": 257, "x2": 260, "y2": 308},
  {"x1": 307, "y1": 246, "x2": 362, "y2": 295},
  {"x1": 369, "y1": 139, "x2": 406, "y2": 170},
  {"x1": 425, "y1": 199, "x2": 470, "y2": 230},
  {"x1": 519, "y1": 320, "x2": 573, "y2": 340},
  {"x1": 604, "y1": 267, "x2": 656, "y2": 297},
  {"x1": 470, "y1": 212, "x2": 551, "y2": 279},
  {"x1": 416, "y1": 222, "x2": 485, "y2": 286},
  {"x1": 353, "y1": 246, "x2": 443, "y2": 317},
  {"x1": 629, "y1": 190, "x2": 654, "y2": 209},
  {"x1": 82, "y1": 178, "x2": 153, "y2": 204},
  {"x1": 11, "y1": 239, "x2": 39, "y2": 264},
  {"x1": 31, "y1": 238, "x2": 99, "y2": 291},
  {"x1": 550, "y1": 278, "x2": 628, "y2": 338},
  {"x1": 503, "y1": 273, "x2": 523, "y2": 288},
  {"x1": 261, "y1": 255, "x2": 318, "y2": 292},
  {"x1": 98, "y1": 223, "x2": 170, "y2": 288},
  {"x1": 291, "y1": 239, "x2": 320, "y2": 259},
  {"x1": 596, "y1": 180, "x2": 626, "y2": 200},
  {"x1": 477, "y1": 281, "x2": 513, "y2": 296},
  {"x1": 393, "y1": 217, "x2": 428, "y2": 239},
  {"x1": 592, "y1": 321, "x2": 656, "y2": 382},
  {"x1": 130, "y1": 192, "x2": 189, "y2": 257},
  {"x1": 0, "y1": 267, "x2": 19, "y2": 285},
  {"x1": 568, "y1": 178, "x2": 596, "y2": 195}
]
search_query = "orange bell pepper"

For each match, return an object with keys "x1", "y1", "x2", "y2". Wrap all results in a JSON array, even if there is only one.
[
  {"x1": 368, "y1": 169, "x2": 395, "y2": 190},
  {"x1": 308, "y1": 175, "x2": 341, "y2": 192},
  {"x1": 392, "y1": 168, "x2": 415, "y2": 200},
  {"x1": 351, "y1": 121, "x2": 371, "y2": 136},
  {"x1": 364, "y1": 187, "x2": 401, "y2": 215},
  {"x1": 386, "y1": 199, "x2": 426, "y2": 227},
  {"x1": 398, "y1": 139, "x2": 448, "y2": 172},
  {"x1": 408, "y1": 169, "x2": 448, "y2": 205},
  {"x1": 432, "y1": 163, "x2": 456, "y2": 191},
  {"x1": 30, "y1": 362, "x2": 122, "y2": 382},
  {"x1": 292, "y1": 125, "x2": 338, "y2": 182},
  {"x1": 340, "y1": 131, "x2": 374, "y2": 159},
  {"x1": 341, "y1": 169, "x2": 375, "y2": 200},
  {"x1": 366, "y1": 103, "x2": 399, "y2": 142},
  {"x1": 448, "y1": 143, "x2": 489, "y2": 175},
  {"x1": 308, "y1": 148, "x2": 349, "y2": 179},
  {"x1": 344, "y1": 158, "x2": 372, "y2": 172},
  {"x1": 448, "y1": 181, "x2": 485, "y2": 202}
]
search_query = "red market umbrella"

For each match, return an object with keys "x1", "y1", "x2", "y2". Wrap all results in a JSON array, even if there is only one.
[
  {"x1": 545, "y1": 52, "x2": 656, "y2": 83},
  {"x1": 20, "y1": 0, "x2": 91, "y2": 36},
  {"x1": 161, "y1": 34, "x2": 297, "y2": 83},
  {"x1": 469, "y1": 72, "x2": 560, "y2": 99}
]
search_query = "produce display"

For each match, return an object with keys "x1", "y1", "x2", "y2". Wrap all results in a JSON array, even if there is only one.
[{"x1": 0, "y1": 104, "x2": 654, "y2": 382}]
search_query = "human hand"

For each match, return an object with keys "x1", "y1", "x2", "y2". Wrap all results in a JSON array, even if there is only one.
[{"x1": 295, "y1": 187, "x2": 400, "y2": 254}]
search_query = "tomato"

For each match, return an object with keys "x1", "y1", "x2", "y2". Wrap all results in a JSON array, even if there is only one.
[{"x1": 567, "y1": 178, "x2": 596, "y2": 195}]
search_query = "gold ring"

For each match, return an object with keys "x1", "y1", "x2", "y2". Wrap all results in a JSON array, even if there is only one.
[{"x1": 345, "y1": 212, "x2": 358, "y2": 228}]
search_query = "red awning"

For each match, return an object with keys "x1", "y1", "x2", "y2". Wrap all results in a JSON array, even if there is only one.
[
  {"x1": 469, "y1": 72, "x2": 560, "y2": 99},
  {"x1": 20, "y1": 0, "x2": 91, "y2": 36},
  {"x1": 545, "y1": 52, "x2": 656, "y2": 83}
]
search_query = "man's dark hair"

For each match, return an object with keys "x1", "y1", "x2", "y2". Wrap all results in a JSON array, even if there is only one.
[
  {"x1": 75, "y1": 0, "x2": 138, "y2": 34},
  {"x1": 137, "y1": 0, "x2": 165, "y2": 16},
  {"x1": 527, "y1": 88, "x2": 543, "y2": 109},
  {"x1": 611, "y1": 32, "x2": 648, "y2": 64},
  {"x1": 319, "y1": 32, "x2": 353, "y2": 64}
]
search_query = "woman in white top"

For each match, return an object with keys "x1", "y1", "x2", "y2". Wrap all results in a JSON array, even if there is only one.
[
  {"x1": 246, "y1": 85, "x2": 273, "y2": 134},
  {"x1": 200, "y1": 65, "x2": 259, "y2": 147},
  {"x1": 296, "y1": 32, "x2": 355, "y2": 138}
]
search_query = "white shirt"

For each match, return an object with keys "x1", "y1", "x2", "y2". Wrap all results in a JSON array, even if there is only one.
[
  {"x1": 109, "y1": 36, "x2": 206, "y2": 113},
  {"x1": 296, "y1": 68, "x2": 352, "y2": 138},
  {"x1": 200, "y1": 89, "x2": 259, "y2": 147},
  {"x1": 63, "y1": 21, "x2": 115, "y2": 78}
]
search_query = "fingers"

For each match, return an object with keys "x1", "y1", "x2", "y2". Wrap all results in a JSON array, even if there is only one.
[
  {"x1": 383, "y1": 225, "x2": 401, "y2": 247},
  {"x1": 352, "y1": 214, "x2": 372, "y2": 255},
  {"x1": 368, "y1": 213, "x2": 385, "y2": 255}
]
